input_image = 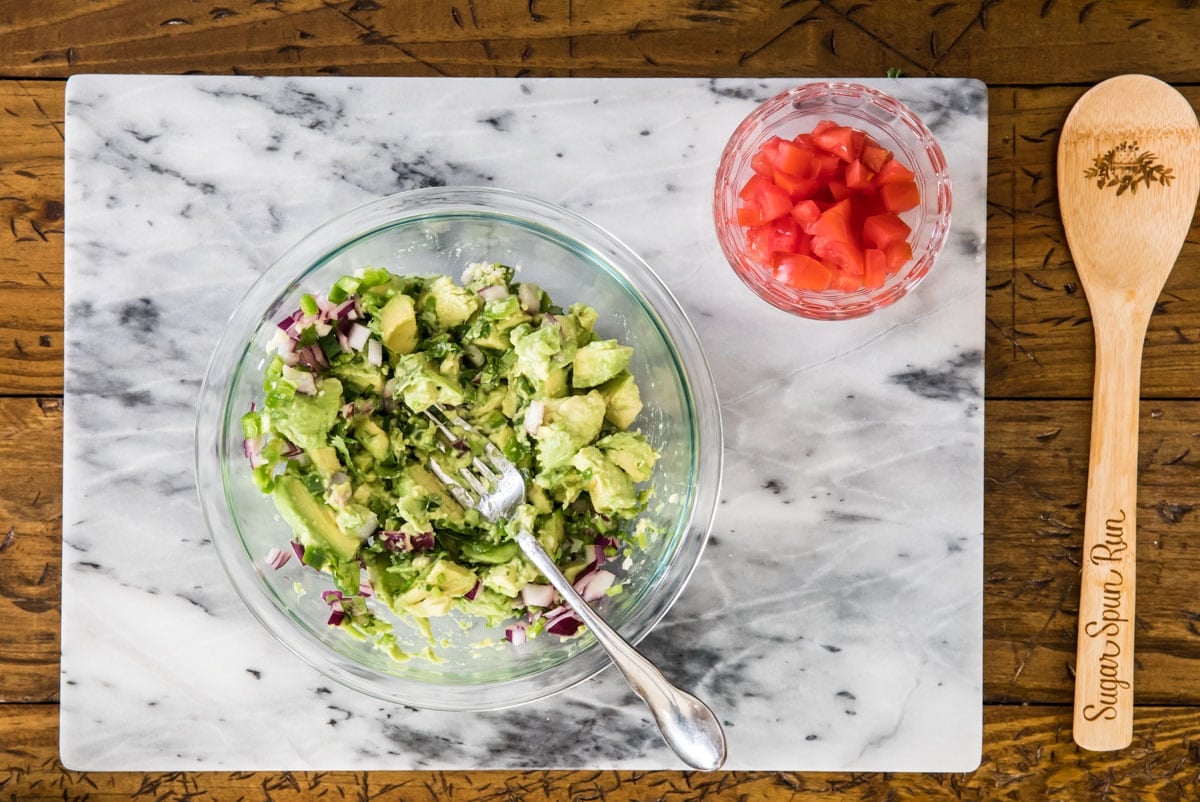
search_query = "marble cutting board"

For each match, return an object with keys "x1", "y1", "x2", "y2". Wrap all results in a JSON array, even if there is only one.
[{"x1": 62, "y1": 75, "x2": 986, "y2": 772}]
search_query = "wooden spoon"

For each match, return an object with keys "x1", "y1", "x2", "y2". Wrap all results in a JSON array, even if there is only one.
[{"x1": 1058, "y1": 74, "x2": 1200, "y2": 751}]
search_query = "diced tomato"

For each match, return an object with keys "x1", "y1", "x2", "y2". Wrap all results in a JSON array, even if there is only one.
[
  {"x1": 860, "y1": 142, "x2": 892, "y2": 173},
  {"x1": 830, "y1": 269, "x2": 861, "y2": 292},
  {"x1": 738, "y1": 174, "x2": 793, "y2": 223},
  {"x1": 812, "y1": 124, "x2": 858, "y2": 162},
  {"x1": 730, "y1": 119, "x2": 923, "y2": 293},
  {"x1": 810, "y1": 120, "x2": 839, "y2": 137},
  {"x1": 737, "y1": 205, "x2": 765, "y2": 227},
  {"x1": 812, "y1": 235, "x2": 864, "y2": 276},
  {"x1": 850, "y1": 129, "x2": 866, "y2": 160},
  {"x1": 878, "y1": 181, "x2": 920, "y2": 213},
  {"x1": 775, "y1": 254, "x2": 832, "y2": 291},
  {"x1": 808, "y1": 200, "x2": 854, "y2": 242},
  {"x1": 789, "y1": 199, "x2": 822, "y2": 229},
  {"x1": 774, "y1": 140, "x2": 819, "y2": 179},
  {"x1": 884, "y1": 240, "x2": 913, "y2": 272},
  {"x1": 863, "y1": 248, "x2": 887, "y2": 289},
  {"x1": 773, "y1": 169, "x2": 820, "y2": 200},
  {"x1": 751, "y1": 150, "x2": 774, "y2": 177},
  {"x1": 844, "y1": 159, "x2": 875, "y2": 190},
  {"x1": 874, "y1": 159, "x2": 915, "y2": 185},
  {"x1": 862, "y1": 213, "x2": 912, "y2": 249},
  {"x1": 792, "y1": 132, "x2": 815, "y2": 149},
  {"x1": 827, "y1": 179, "x2": 850, "y2": 201},
  {"x1": 767, "y1": 216, "x2": 800, "y2": 253},
  {"x1": 746, "y1": 224, "x2": 777, "y2": 266},
  {"x1": 815, "y1": 154, "x2": 841, "y2": 181},
  {"x1": 759, "y1": 136, "x2": 784, "y2": 166}
]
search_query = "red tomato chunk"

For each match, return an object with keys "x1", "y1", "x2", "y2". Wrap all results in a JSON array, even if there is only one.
[{"x1": 734, "y1": 120, "x2": 922, "y2": 293}]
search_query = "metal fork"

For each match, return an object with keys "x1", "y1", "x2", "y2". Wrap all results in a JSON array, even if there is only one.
[{"x1": 424, "y1": 404, "x2": 727, "y2": 771}]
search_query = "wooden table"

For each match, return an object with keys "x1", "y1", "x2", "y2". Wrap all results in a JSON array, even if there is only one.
[{"x1": 2, "y1": 2, "x2": 1199, "y2": 799}]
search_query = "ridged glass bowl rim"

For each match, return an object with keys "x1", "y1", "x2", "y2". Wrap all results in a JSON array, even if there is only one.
[
  {"x1": 713, "y1": 81, "x2": 953, "y2": 320},
  {"x1": 194, "y1": 186, "x2": 724, "y2": 711}
]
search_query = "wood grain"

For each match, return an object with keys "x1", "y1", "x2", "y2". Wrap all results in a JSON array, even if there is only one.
[
  {"x1": 984, "y1": 401, "x2": 1200, "y2": 707},
  {"x1": 0, "y1": 1, "x2": 1196, "y2": 83},
  {"x1": 0, "y1": 398, "x2": 61, "y2": 704},
  {"x1": 987, "y1": 86, "x2": 1200, "y2": 400},
  {"x1": 3, "y1": 1, "x2": 1200, "y2": 791},
  {"x1": 4, "y1": 703, "x2": 1200, "y2": 801},
  {"x1": 0, "y1": 79, "x2": 63, "y2": 396}
]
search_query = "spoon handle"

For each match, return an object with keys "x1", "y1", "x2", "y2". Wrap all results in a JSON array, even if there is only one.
[
  {"x1": 1074, "y1": 317, "x2": 1143, "y2": 751},
  {"x1": 516, "y1": 531, "x2": 728, "y2": 771}
]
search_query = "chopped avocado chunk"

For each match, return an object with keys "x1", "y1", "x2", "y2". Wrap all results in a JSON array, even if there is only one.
[
  {"x1": 534, "y1": 390, "x2": 606, "y2": 470},
  {"x1": 308, "y1": 446, "x2": 342, "y2": 481},
  {"x1": 393, "y1": 353, "x2": 465, "y2": 411},
  {"x1": 272, "y1": 474, "x2": 360, "y2": 561},
  {"x1": 379, "y1": 292, "x2": 419, "y2": 355},
  {"x1": 572, "y1": 339, "x2": 633, "y2": 388},
  {"x1": 570, "y1": 446, "x2": 640, "y2": 516},
  {"x1": 331, "y1": 358, "x2": 385, "y2": 395},
  {"x1": 270, "y1": 377, "x2": 343, "y2": 450},
  {"x1": 482, "y1": 557, "x2": 541, "y2": 598},
  {"x1": 598, "y1": 371, "x2": 643, "y2": 430},
  {"x1": 420, "y1": 275, "x2": 480, "y2": 330},
  {"x1": 597, "y1": 431, "x2": 659, "y2": 482}
]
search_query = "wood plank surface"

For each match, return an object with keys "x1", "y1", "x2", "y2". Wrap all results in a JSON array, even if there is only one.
[
  {"x1": 4, "y1": 703, "x2": 1200, "y2": 801},
  {"x1": 0, "y1": 398, "x2": 61, "y2": 704},
  {"x1": 0, "y1": 79, "x2": 63, "y2": 396},
  {"x1": 0, "y1": 1, "x2": 1197, "y2": 84},
  {"x1": 3, "y1": 0, "x2": 1200, "y2": 795}
]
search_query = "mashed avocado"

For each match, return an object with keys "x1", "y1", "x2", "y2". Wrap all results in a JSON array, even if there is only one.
[{"x1": 243, "y1": 263, "x2": 659, "y2": 661}]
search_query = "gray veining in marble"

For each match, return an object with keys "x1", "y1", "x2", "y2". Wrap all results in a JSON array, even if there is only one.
[{"x1": 62, "y1": 75, "x2": 986, "y2": 772}]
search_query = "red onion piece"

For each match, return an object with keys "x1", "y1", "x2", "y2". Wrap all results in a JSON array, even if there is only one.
[
  {"x1": 359, "y1": 579, "x2": 374, "y2": 598},
  {"x1": 575, "y1": 569, "x2": 616, "y2": 602},
  {"x1": 327, "y1": 609, "x2": 345, "y2": 627},
  {"x1": 545, "y1": 610, "x2": 582, "y2": 637},
  {"x1": 321, "y1": 590, "x2": 344, "y2": 605},
  {"x1": 379, "y1": 530, "x2": 436, "y2": 553},
  {"x1": 243, "y1": 435, "x2": 266, "y2": 468},
  {"x1": 330, "y1": 298, "x2": 357, "y2": 320},
  {"x1": 277, "y1": 310, "x2": 303, "y2": 332},
  {"x1": 464, "y1": 581, "x2": 482, "y2": 601},
  {"x1": 521, "y1": 583, "x2": 555, "y2": 608},
  {"x1": 347, "y1": 323, "x2": 371, "y2": 351},
  {"x1": 523, "y1": 400, "x2": 544, "y2": 435},
  {"x1": 505, "y1": 623, "x2": 527, "y2": 645},
  {"x1": 477, "y1": 284, "x2": 509, "y2": 302},
  {"x1": 290, "y1": 540, "x2": 305, "y2": 561},
  {"x1": 264, "y1": 547, "x2": 290, "y2": 571}
]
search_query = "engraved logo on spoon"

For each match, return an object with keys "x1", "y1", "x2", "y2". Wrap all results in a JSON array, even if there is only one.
[{"x1": 1084, "y1": 141, "x2": 1174, "y2": 195}]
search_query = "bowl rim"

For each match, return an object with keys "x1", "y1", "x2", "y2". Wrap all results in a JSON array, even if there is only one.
[
  {"x1": 713, "y1": 80, "x2": 953, "y2": 320},
  {"x1": 193, "y1": 185, "x2": 724, "y2": 711}
]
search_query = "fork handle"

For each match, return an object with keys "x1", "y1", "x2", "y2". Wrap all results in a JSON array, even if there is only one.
[{"x1": 516, "y1": 531, "x2": 727, "y2": 771}]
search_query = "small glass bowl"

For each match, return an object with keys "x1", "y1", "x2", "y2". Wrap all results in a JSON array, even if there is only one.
[
  {"x1": 194, "y1": 187, "x2": 723, "y2": 711},
  {"x1": 713, "y1": 81, "x2": 952, "y2": 320}
]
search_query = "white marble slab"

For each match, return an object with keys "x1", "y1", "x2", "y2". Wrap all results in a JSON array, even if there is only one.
[{"x1": 62, "y1": 75, "x2": 986, "y2": 772}]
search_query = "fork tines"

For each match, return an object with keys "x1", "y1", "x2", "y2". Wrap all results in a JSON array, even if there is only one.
[{"x1": 422, "y1": 404, "x2": 501, "y2": 510}]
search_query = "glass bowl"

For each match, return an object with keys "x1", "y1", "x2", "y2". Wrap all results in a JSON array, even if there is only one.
[
  {"x1": 194, "y1": 187, "x2": 722, "y2": 711},
  {"x1": 713, "y1": 81, "x2": 952, "y2": 320}
]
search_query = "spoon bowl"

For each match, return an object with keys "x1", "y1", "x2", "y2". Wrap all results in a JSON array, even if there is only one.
[{"x1": 1058, "y1": 74, "x2": 1200, "y2": 752}]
